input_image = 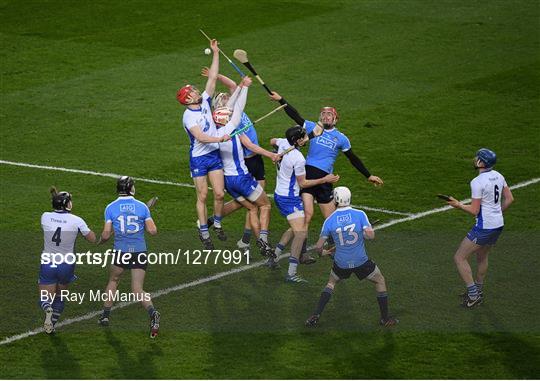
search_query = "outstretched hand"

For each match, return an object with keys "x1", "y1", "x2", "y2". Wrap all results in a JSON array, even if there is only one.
[
  {"x1": 447, "y1": 196, "x2": 461, "y2": 209},
  {"x1": 220, "y1": 134, "x2": 231, "y2": 142},
  {"x1": 210, "y1": 39, "x2": 219, "y2": 54},
  {"x1": 201, "y1": 67, "x2": 209, "y2": 77},
  {"x1": 240, "y1": 76, "x2": 252, "y2": 87},
  {"x1": 368, "y1": 175, "x2": 384, "y2": 186}
]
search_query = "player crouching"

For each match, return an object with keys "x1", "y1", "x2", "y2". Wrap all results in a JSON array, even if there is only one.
[
  {"x1": 39, "y1": 188, "x2": 98, "y2": 334},
  {"x1": 98, "y1": 176, "x2": 161, "y2": 338},
  {"x1": 271, "y1": 126, "x2": 339, "y2": 281},
  {"x1": 305, "y1": 187, "x2": 398, "y2": 327}
]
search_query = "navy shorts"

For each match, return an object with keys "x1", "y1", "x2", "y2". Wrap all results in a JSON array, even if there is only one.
[
  {"x1": 245, "y1": 154, "x2": 265, "y2": 181},
  {"x1": 225, "y1": 174, "x2": 259, "y2": 200},
  {"x1": 331, "y1": 259, "x2": 376, "y2": 281},
  {"x1": 190, "y1": 149, "x2": 223, "y2": 178},
  {"x1": 274, "y1": 193, "x2": 304, "y2": 219},
  {"x1": 39, "y1": 263, "x2": 77, "y2": 285},
  {"x1": 300, "y1": 165, "x2": 333, "y2": 204},
  {"x1": 467, "y1": 226, "x2": 503, "y2": 245},
  {"x1": 112, "y1": 251, "x2": 148, "y2": 270}
]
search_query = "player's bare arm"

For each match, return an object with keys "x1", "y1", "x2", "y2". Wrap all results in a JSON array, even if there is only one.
[
  {"x1": 447, "y1": 197, "x2": 481, "y2": 215},
  {"x1": 100, "y1": 221, "x2": 113, "y2": 243},
  {"x1": 190, "y1": 124, "x2": 230, "y2": 143},
  {"x1": 204, "y1": 39, "x2": 220, "y2": 96},
  {"x1": 363, "y1": 226, "x2": 375, "y2": 240},
  {"x1": 239, "y1": 134, "x2": 279, "y2": 162},
  {"x1": 501, "y1": 186, "x2": 514, "y2": 211},
  {"x1": 83, "y1": 230, "x2": 98, "y2": 243},
  {"x1": 201, "y1": 67, "x2": 238, "y2": 93},
  {"x1": 297, "y1": 173, "x2": 339, "y2": 189},
  {"x1": 315, "y1": 236, "x2": 327, "y2": 254},
  {"x1": 145, "y1": 218, "x2": 158, "y2": 236}
]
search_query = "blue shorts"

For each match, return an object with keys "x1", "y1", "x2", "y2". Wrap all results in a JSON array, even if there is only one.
[
  {"x1": 39, "y1": 263, "x2": 77, "y2": 285},
  {"x1": 190, "y1": 149, "x2": 223, "y2": 178},
  {"x1": 225, "y1": 174, "x2": 259, "y2": 200},
  {"x1": 274, "y1": 193, "x2": 304, "y2": 219},
  {"x1": 467, "y1": 226, "x2": 503, "y2": 246}
]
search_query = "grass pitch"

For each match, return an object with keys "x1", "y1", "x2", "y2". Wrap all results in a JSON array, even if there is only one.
[{"x1": 1, "y1": 0, "x2": 539, "y2": 378}]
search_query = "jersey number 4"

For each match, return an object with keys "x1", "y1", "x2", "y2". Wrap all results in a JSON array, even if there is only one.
[
  {"x1": 51, "y1": 227, "x2": 62, "y2": 246},
  {"x1": 336, "y1": 224, "x2": 359, "y2": 245}
]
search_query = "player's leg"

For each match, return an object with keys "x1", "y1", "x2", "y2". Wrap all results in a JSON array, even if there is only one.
[
  {"x1": 318, "y1": 200, "x2": 337, "y2": 255},
  {"x1": 363, "y1": 263, "x2": 398, "y2": 326},
  {"x1": 38, "y1": 282, "x2": 56, "y2": 334},
  {"x1": 475, "y1": 245, "x2": 491, "y2": 296},
  {"x1": 131, "y1": 267, "x2": 160, "y2": 338},
  {"x1": 50, "y1": 283, "x2": 68, "y2": 327},
  {"x1": 240, "y1": 179, "x2": 266, "y2": 248},
  {"x1": 207, "y1": 169, "x2": 227, "y2": 240},
  {"x1": 300, "y1": 192, "x2": 315, "y2": 260},
  {"x1": 193, "y1": 175, "x2": 212, "y2": 246},
  {"x1": 275, "y1": 228, "x2": 294, "y2": 257},
  {"x1": 99, "y1": 264, "x2": 125, "y2": 325},
  {"x1": 285, "y1": 216, "x2": 308, "y2": 282},
  {"x1": 453, "y1": 237, "x2": 483, "y2": 306},
  {"x1": 305, "y1": 272, "x2": 340, "y2": 327}
]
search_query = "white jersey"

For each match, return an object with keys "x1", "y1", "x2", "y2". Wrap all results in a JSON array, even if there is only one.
[
  {"x1": 470, "y1": 169, "x2": 507, "y2": 229},
  {"x1": 274, "y1": 138, "x2": 306, "y2": 197},
  {"x1": 219, "y1": 133, "x2": 249, "y2": 176},
  {"x1": 182, "y1": 91, "x2": 219, "y2": 157},
  {"x1": 41, "y1": 211, "x2": 91, "y2": 262}
]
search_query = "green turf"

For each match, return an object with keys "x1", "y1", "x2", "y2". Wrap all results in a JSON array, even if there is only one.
[{"x1": 1, "y1": 0, "x2": 539, "y2": 378}]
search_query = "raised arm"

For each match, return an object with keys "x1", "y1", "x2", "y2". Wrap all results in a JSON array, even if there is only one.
[
  {"x1": 204, "y1": 39, "x2": 220, "y2": 96},
  {"x1": 269, "y1": 91, "x2": 305, "y2": 126},
  {"x1": 202, "y1": 67, "x2": 238, "y2": 94}
]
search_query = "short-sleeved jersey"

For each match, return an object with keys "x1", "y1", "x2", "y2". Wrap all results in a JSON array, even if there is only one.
[
  {"x1": 304, "y1": 120, "x2": 351, "y2": 174},
  {"x1": 274, "y1": 138, "x2": 306, "y2": 197},
  {"x1": 217, "y1": 117, "x2": 249, "y2": 176},
  {"x1": 104, "y1": 196, "x2": 152, "y2": 253},
  {"x1": 320, "y1": 207, "x2": 371, "y2": 268},
  {"x1": 41, "y1": 211, "x2": 91, "y2": 261},
  {"x1": 240, "y1": 113, "x2": 259, "y2": 157},
  {"x1": 470, "y1": 170, "x2": 507, "y2": 229},
  {"x1": 182, "y1": 91, "x2": 219, "y2": 157}
]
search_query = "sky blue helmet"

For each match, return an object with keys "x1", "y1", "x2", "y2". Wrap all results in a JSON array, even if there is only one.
[{"x1": 475, "y1": 148, "x2": 497, "y2": 168}]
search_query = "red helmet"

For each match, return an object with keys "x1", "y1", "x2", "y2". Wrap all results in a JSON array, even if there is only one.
[
  {"x1": 177, "y1": 85, "x2": 200, "y2": 105},
  {"x1": 319, "y1": 106, "x2": 339, "y2": 126}
]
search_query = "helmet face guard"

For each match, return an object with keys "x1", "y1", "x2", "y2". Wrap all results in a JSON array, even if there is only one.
[
  {"x1": 213, "y1": 93, "x2": 230, "y2": 109},
  {"x1": 319, "y1": 107, "x2": 339, "y2": 128},
  {"x1": 117, "y1": 176, "x2": 135, "y2": 196},
  {"x1": 213, "y1": 107, "x2": 233, "y2": 126},
  {"x1": 285, "y1": 125, "x2": 307, "y2": 147},
  {"x1": 52, "y1": 191, "x2": 72, "y2": 211},
  {"x1": 177, "y1": 85, "x2": 202, "y2": 105}
]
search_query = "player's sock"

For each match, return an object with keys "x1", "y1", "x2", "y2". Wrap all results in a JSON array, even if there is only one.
[
  {"x1": 102, "y1": 306, "x2": 112, "y2": 319},
  {"x1": 200, "y1": 224, "x2": 210, "y2": 239},
  {"x1": 377, "y1": 291, "x2": 389, "y2": 321},
  {"x1": 275, "y1": 242, "x2": 285, "y2": 256},
  {"x1": 301, "y1": 239, "x2": 307, "y2": 255},
  {"x1": 213, "y1": 215, "x2": 222, "y2": 228},
  {"x1": 467, "y1": 283, "x2": 479, "y2": 299},
  {"x1": 260, "y1": 230, "x2": 269, "y2": 243},
  {"x1": 39, "y1": 298, "x2": 51, "y2": 311},
  {"x1": 314, "y1": 287, "x2": 333, "y2": 315},
  {"x1": 242, "y1": 229, "x2": 252, "y2": 244},
  {"x1": 287, "y1": 257, "x2": 299, "y2": 276},
  {"x1": 51, "y1": 295, "x2": 65, "y2": 325},
  {"x1": 146, "y1": 305, "x2": 156, "y2": 317},
  {"x1": 475, "y1": 281, "x2": 483, "y2": 292}
]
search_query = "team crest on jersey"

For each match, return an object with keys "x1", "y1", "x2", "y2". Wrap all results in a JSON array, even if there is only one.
[
  {"x1": 120, "y1": 204, "x2": 135, "y2": 213},
  {"x1": 337, "y1": 213, "x2": 352, "y2": 224},
  {"x1": 316, "y1": 136, "x2": 337, "y2": 150}
]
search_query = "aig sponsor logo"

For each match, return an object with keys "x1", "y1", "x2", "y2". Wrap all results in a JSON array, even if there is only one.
[
  {"x1": 337, "y1": 213, "x2": 352, "y2": 224},
  {"x1": 316, "y1": 136, "x2": 337, "y2": 150},
  {"x1": 120, "y1": 204, "x2": 135, "y2": 213}
]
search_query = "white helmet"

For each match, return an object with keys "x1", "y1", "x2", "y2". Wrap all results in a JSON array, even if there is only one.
[
  {"x1": 213, "y1": 106, "x2": 232, "y2": 126},
  {"x1": 333, "y1": 186, "x2": 351, "y2": 207}
]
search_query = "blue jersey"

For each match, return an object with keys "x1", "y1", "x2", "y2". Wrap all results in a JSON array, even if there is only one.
[
  {"x1": 320, "y1": 207, "x2": 371, "y2": 269},
  {"x1": 104, "y1": 196, "x2": 152, "y2": 253},
  {"x1": 304, "y1": 120, "x2": 351, "y2": 173},
  {"x1": 240, "y1": 113, "x2": 258, "y2": 157}
]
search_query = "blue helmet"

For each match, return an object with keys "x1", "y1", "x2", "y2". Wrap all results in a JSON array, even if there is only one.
[{"x1": 475, "y1": 148, "x2": 497, "y2": 168}]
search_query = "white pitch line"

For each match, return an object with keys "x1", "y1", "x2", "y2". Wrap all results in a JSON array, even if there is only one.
[
  {"x1": 0, "y1": 159, "x2": 196, "y2": 189},
  {"x1": 1, "y1": 159, "x2": 412, "y2": 216}
]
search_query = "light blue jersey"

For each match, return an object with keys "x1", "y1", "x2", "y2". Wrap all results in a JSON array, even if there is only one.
[
  {"x1": 104, "y1": 196, "x2": 152, "y2": 253},
  {"x1": 240, "y1": 113, "x2": 259, "y2": 157},
  {"x1": 304, "y1": 120, "x2": 351, "y2": 173},
  {"x1": 320, "y1": 207, "x2": 371, "y2": 268}
]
